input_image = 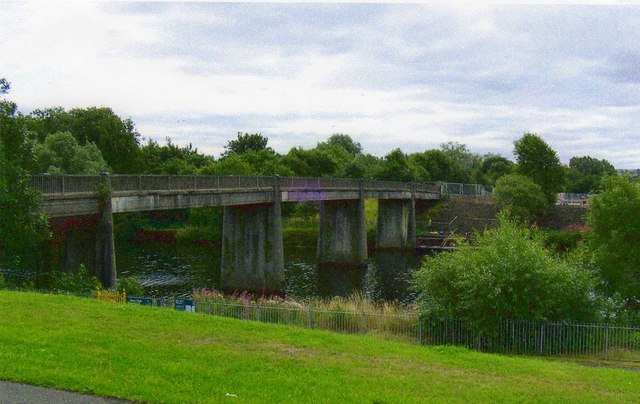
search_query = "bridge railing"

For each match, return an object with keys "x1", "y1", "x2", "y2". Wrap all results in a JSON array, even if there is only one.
[
  {"x1": 30, "y1": 175, "x2": 484, "y2": 197},
  {"x1": 29, "y1": 175, "x2": 104, "y2": 195}
]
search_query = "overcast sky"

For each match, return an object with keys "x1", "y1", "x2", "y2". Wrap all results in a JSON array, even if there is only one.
[{"x1": 1, "y1": 2, "x2": 639, "y2": 168}]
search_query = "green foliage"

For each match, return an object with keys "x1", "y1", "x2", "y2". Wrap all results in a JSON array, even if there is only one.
[
  {"x1": 409, "y1": 149, "x2": 467, "y2": 183},
  {"x1": 479, "y1": 154, "x2": 514, "y2": 186},
  {"x1": 282, "y1": 146, "x2": 343, "y2": 177},
  {"x1": 414, "y1": 212, "x2": 598, "y2": 329},
  {"x1": 514, "y1": 133, "x2": 565, "y2": 204},
  {"x1": 197, "y1": 154, "x2": 253, "y2": 175},
  {"x1": 50, "y1": 264, "x2": 101, "y2": 293},
  {"x1": 544, "y1": 230, "x2": 584, "y2": 253},
  {"x1": 138, "y1": 138, "x2": 211, "y2": 174},
  {"x1": 33, "y1": 131, "x2": 110, "y2": 174},
  {"x1": 223, "y1": 132, "x2": 272, "y2": 156},
  {"x1": 566, "y1": 156, "x2": 617, "y2": 193},
  {"x1": 373, "y1": 148, "x2": 415, "y2": 181},
  {"x1": 586, "y1": 175, "x2": 640, "y2": 308},
  {"x1": 317, "y1": 133, "x2": 362, "y2": 156},
  {"x1": 0, "y1": 79, "x2": 50, "y2": 271},
  {"x1": 25, "y1": 107, "x2": 142, "y2": 173},
  {"x1": 116, "y1": 277, "x2": 145, "y2": 296},
  {"x1": 494, "y1": 174, "x2": 549, "y2": 222}
]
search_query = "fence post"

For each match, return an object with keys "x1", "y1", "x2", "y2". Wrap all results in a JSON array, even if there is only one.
[
  {"x1": 538, "y1": 324, "x2": 545, "y2": 355},
  {"x1": 307, "y1": 307, "x2": 313, "y2": 329},
  {"x1": 256, "y1": 302, "x2": 261, "y2": 322},
  {"x1": 61, "y1": 176, "x2": 65, "y2": 196},
  {"x1": 361, "y1": 311, "x2": 366, "y2": 334},
  {"x1": 605, "y1": 325, "x2": 610, "y2": 360},
  {"x1": 419, "y1": 322, "x2": 424, "y2": 345}
]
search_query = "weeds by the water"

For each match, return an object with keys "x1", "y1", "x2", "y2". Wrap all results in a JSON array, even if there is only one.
[{"x1": 192, "y1": 288, "x2": 417, "y2": 315}]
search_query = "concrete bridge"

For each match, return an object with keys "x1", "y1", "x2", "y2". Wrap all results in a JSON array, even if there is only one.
[{"x1": 31, "y1": 174, "x2": 477, "y2": 292}]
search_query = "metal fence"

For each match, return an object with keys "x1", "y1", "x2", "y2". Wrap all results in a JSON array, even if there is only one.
[
  {"x1": 29, "y1": 174, "x2": 469, "y2": 197},
  {"x1": 194, "y1": 301, "x2": 640, "y2": 360},
  {"x1": 438, "y1": 181, "x2": 493, "y2": 196},
  {"x1": 556, "y1": 193, "x2": 590, "y2": 206}
]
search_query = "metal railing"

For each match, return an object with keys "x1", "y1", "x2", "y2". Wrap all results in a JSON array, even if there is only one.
[
  {"x1": 29, "y1": 175, "x2": 447, "y2": 196},
  {"x1": 438, "y1": 181, "x2": 493, "y2": 196},
  {"x1": 556, "y1": 193, "x2": 590, "y2": 206},
  {"x1": 194, "y1": 301, "x2": 640, "y2": 360}
]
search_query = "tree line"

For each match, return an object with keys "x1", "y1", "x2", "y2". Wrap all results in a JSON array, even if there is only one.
[{"x1": 2, "y1": 77, "x2": 639, "y2": 325}]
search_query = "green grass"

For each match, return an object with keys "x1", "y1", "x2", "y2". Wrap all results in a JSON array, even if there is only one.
[{"x1": 1, "y1": 291, "x2": 639, "y2": 403}]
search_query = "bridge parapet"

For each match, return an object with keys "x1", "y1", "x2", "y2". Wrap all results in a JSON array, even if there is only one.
[{"x1": 30, "y1": 174, "x2": 443, "y2": 196}]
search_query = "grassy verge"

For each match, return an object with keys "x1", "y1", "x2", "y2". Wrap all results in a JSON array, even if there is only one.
[{"x1": 1, "y1": 291, "x2": 639, "y2": 403}]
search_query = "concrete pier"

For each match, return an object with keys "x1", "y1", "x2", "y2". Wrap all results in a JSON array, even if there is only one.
[
  {"x1": 96, "y1": 198, "x2": 117, "y2": 289},
  {"x1": 221, "y1": 202, "x2": 285, "y2": 292},
  {"x1": 317, "y1": 197, "x2": 367, "y2": 266},
  {"x1": 376, "y1": 199, "x2": 416, "y2": 249}
]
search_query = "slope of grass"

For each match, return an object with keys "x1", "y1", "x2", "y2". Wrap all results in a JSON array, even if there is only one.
[{"x1": 1, "y1": 291, "x2": 639, "y2": 403}]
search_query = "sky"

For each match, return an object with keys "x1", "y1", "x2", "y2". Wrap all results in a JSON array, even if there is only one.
[{"x1": 1, "y1": 1, "x2": 639, "y2": 168}]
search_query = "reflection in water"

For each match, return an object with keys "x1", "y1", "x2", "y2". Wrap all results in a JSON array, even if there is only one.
[{"x1": 115, "y1": 240, "x2": 428, "y2": 302}]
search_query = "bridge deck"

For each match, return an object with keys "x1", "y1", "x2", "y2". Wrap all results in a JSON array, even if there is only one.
[{"x1": 31, "y1": 175, "x2": 492, "y2": 218}]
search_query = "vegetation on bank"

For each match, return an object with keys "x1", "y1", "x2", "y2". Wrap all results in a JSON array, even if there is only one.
[
  {"x1": 1, "y1": 291, "x2": 639, "y2": 403},
  {"x1": 2, "y1": 74, "x2": 639, "y2": 327}
]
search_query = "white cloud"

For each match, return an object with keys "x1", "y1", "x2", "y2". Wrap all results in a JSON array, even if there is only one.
[{"x1": 1, "y1": 2, "x2": 639, "y2": 168}]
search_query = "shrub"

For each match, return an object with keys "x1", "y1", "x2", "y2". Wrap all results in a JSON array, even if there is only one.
[
  {"x1": 413, "y1": 212, "x2": 598, "y2": 330},
  {"x1": 116, "y1": 277, "x2": 145, "y2": 296},
  {"x1": 51, "y1": 264, "x2": 101, "y2": 293},
  {"x1": 494, "y1": 174, "x2": 549, "y2": 223}
]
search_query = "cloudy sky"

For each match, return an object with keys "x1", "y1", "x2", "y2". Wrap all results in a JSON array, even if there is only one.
[{"x1": 1, "y1": 2, "x2": 639, "y2": 168}]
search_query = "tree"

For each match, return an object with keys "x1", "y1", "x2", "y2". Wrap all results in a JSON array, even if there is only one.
[
  {"x1": 566, "y1": 156, "x2": 616, "y2": 193},
  {"x1": 281, "y1": 147, "x2": 342, "y2": 178},
  {"x1": 317, "y1": 133, "x2": 362, "y2": 156},
  {"x1": 0, "y1": 78, "x2": 49, "y2": 273},
  {"x1": 33, "y1": 132, "x2": 110, "y2": 174},
  {"x1": 413, "y1": 212, "x2": 597, "y2": 329},
  {"x1": 223, "y1": 132, "x2": 273, "y2": 156},
  {"x1": 440, "y1": 142, "x2": 481, "y2": 182},
  {"x1": 493, "y1": 174, "x2": 549, "y2": 223},
  {"x1": 586, "y1": 176, "x2": 640, "y2": 311},
  {"x1": 479, "y1": 154, "x2": 514, "y2": 186},
  {"x1": 69, "y1": 107, "x2": 141, "y2": 173},
  {"x1": 513, "y1": 133, "x2": 565, "y2": 204},
  {"x1": 25, "y1": 107, "x2": 142, "y2": 173},
  {"x1": 373, "y1": 149, "x2": 414, "y2": 182},
  {"x1": 408, "y1": 149, "x2": 466, "y2": 182},
  {"x1": 138, "y1": 138, "x2": 211, "y2": 174}
]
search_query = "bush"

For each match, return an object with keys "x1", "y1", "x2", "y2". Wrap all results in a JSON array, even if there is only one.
[
  {"x1": 587, "y1": 175, "x2": 640, "y2": 310},
  {"x1": 51, "y1": 264, "x2": 100, "y2": 293},
  {"x1": 494, "y1": 174, "x2": 549, "y2": 223},
  {"x1": 413, "y1": 212, "x2": 598, "y2": 330},
  {"x1": 116, "y1": 277, "x2": 145, "y2": 296},
  {"x1": 544, "y1": 230, "x2": 584, "y2": 253}
]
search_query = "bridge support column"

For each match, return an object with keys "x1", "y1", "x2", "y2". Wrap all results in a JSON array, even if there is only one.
[
  {"x1": 376, "y1": 198, "x2": 416, "y2": 249},
  {"x1": 96, "y1": 197, "x2": 117, "y2": 289},
  {"x1": 221, "y1": 201, "x2": 284, "y2": 292},
  {"x1": 317, "y1": 196, "x2": 367, "y2": 266}
]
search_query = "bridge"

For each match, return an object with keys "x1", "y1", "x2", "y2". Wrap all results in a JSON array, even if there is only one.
[{"x1": 31, "y1": 174, "x2": 490, "y2": 292}]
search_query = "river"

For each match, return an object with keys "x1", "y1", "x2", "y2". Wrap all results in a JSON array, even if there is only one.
[{"x1": 115, "y1": 240, "x2": 429, "y2": 303}]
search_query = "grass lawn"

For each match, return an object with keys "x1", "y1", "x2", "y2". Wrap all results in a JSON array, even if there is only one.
[{"x1": 1, "y1": 291, "x2": 639, "y2": 403}]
